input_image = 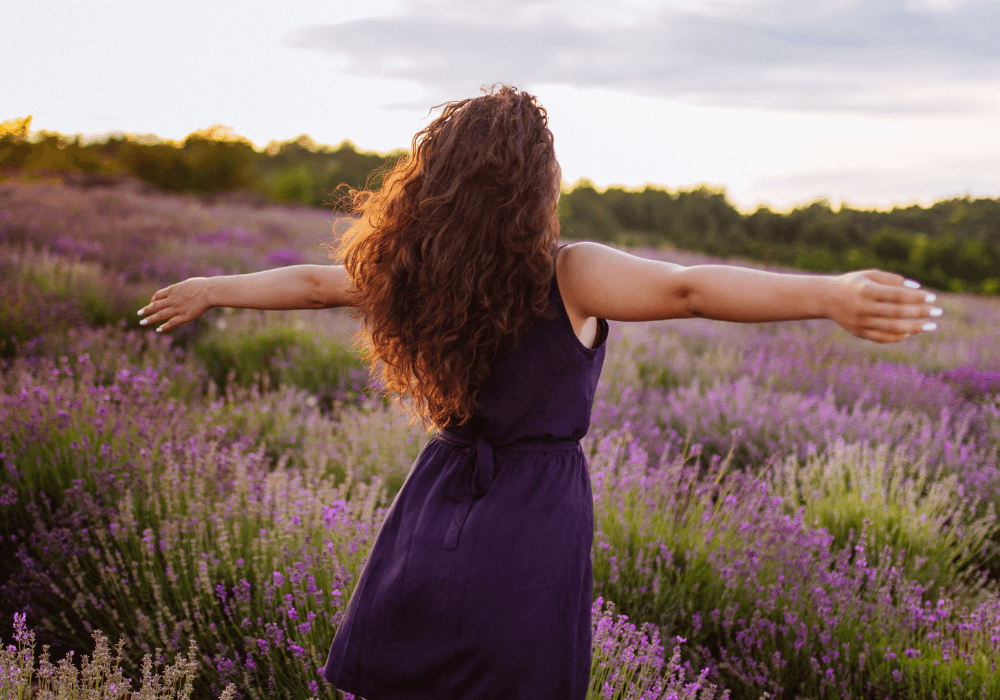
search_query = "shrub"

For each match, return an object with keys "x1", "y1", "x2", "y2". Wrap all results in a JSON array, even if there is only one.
[
  {"x1": 192, "y1": 319, "x2": 368, "y2": 412},
  {"x1": 1, "y1": 612, "x2": 235, "y2": 700},
  {"x1": 768, "y1": 439, "x2": 998, "y2": 600},
  {"x1": 0, "y1": 246, "x2": 151, "y2": 357},
  {"x1": 586, "y1": 433, "x2": 1000, "y2": 699},
  {"x1": 589, "y1": 597, "x2": 729, "y2": 700}
]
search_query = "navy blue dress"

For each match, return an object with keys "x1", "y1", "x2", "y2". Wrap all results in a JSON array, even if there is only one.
[{"x1": 322, "y1": 244, "x2": 609, "y2": 699}]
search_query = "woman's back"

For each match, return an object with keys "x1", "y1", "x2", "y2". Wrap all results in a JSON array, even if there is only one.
[{"x1": 444, "y1": 244, "x2": 609, "y2": 446}]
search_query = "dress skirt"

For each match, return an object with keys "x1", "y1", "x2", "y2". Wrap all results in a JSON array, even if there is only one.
[{"x1": 322, "y1": 431, "x2": 595, "y2": 700}]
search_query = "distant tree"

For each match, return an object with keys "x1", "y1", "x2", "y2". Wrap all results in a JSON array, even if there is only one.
[
  {"x1": 868, "y1": 226, "x2": 914, "y2": 263},
  {"x1": 0, "y1": 116, "x2": 34, "y2": 169},
  {"x1": 558, "y1": 180, "x2": 621, "y2": 241}
]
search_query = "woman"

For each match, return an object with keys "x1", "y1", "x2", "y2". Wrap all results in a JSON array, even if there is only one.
[{"x1": 138, "y1": 85, "x2": 941, "y2": 700}]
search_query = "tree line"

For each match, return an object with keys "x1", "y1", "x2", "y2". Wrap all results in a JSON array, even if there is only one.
[
  {"x1": 3, "y1": 115, "x2": 998, "y2": 294},
  {"x1": 0, "y1": 116, "x2": 405, "y2": 208}
]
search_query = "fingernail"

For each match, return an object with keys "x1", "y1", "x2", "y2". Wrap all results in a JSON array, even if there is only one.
[
  {"x1": 929, "y1": 307, "x2": 943, "y2": 317},
  {"x1": 137, "y1": 309, "x2": 144, "y2": 316},
  {"x1": 922, "y1": 322, "x2": 937, "y2": 331},
  {"x1": 924, "y1": 293, "x2": 936, "y2": 303},
  {"x1": 140, "y1": 319, "x2": 147, "y2": 325},
  {"x1": 904, "y1": 280, "x2": 920, "y2": 289},
  {"x1": 155, "y1": 328, "x2": 162, "y2": 333}
]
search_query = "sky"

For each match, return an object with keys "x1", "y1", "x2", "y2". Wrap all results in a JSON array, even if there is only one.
[{"x1": 5, "y1": 0, "x2": 1000, "y2": 212}]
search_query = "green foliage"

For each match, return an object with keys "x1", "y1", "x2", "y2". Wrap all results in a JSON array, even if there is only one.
[
  {"x1": 769, "y1": 440, "x2": 998, "y2": 599},
  {"x1": 268, "y1": 165, "x2": 316, "y2": 205},
  {"x1": 0, "y1": 121, "x2": 404, "y2": 210},
  {"x1": 1, "y1": 118, "x2": 116, "y2": 175},
  {"x1": 559, "y1": 180, "x2": 634, "y2": 241},
  {"x1": 253, "y1": 135, "x2": 406, "y2": 208},
  {"x1": 115, "y1": 130, "x2": 259, "y2": 193},
  {"x1": 192, "y1": 318, "x2": 367, "y2": 411},
  {"x1": 0, "y1": 247, "x2": 150, "y2": 358},
  {"x1": 1, "y1": 116, "x2": 34, "y2": 170},
  {"x1": 868, "y1": 226, "x2": 913, "y2": 263}
]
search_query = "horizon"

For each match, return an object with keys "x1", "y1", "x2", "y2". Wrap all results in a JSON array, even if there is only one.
[{"x1": 8, "y1": 117, "x2": 992, "y2": 217}]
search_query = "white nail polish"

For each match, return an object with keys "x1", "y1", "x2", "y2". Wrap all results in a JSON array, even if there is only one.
[
  {"x1": 929, "y1": 307, "x2": 943, "y2": 317},
  {"x1": 924, "y1": 294, "x2": 936, "y2": 303},
  {"x1": 137, "y1": 309, "x2": 144, "y2": 316},
  {"x1": 922, "y1": 322, "x2": 937, "y2": 331},
  {"x1": 903, "y1": 280, "x2": 920, "y2": 289},
  {"x1": 140, "y1": 319, "x2": 147, "y2": 325}
]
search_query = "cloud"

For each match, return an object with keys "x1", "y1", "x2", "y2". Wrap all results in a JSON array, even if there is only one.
[{"x1": 287, "y1": 0, "x2": 1000, "y2": 113}]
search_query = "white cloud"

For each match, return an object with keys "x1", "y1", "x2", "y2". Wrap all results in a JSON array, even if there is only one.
[
  {"x1": 907, "y1": 0, "x2": 998, "y2": 12},
  {"x1": 288, "y1": 0, "x2": 1000, "y2": 114}
]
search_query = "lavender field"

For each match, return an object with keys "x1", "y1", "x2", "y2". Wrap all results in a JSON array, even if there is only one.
[{"x1": 3, "y1": 176, "x2": 1000, "y2": 700}]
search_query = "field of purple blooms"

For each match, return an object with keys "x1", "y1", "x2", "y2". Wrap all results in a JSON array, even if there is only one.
[{"x1": 3, "y1": 177, "x2": 1000, "y2": 700}]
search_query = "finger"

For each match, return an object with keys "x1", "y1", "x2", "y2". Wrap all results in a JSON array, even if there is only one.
[
  {"x1": 867, "y1": 300, "x2": 939, "y2": 320},
  {"x1": 138, "y1": 299, "x2": 170, "y2": 316},
  {"x1": 865, "y1": 283, "x2": 937, "y2": 306},
  {"x1": 862, "y1": 269, "x2": 905, "y2": 287},
  {"x1": 860, "y1": 328, "x2": 909, "y2": 344},
  {"x1": 151, "y1": 287, "x2": 171, "y2": 302},
  {"x1": 157, "y1": 315, "x2": 187, "y2": 333},
  {"x1": 862, "y1": 316, "x2": 935, "y2": 335},
  {"x1": 140, "y1": 308, "x2": 174, "y2": 326}
]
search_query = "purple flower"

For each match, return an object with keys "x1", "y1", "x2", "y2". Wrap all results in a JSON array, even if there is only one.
[
  {"x1": 265, "y1": 249, "x2": 304, "y2": 267},
  {"x1": 233, "y1": 579, "x2": 251, "y2": 603}
]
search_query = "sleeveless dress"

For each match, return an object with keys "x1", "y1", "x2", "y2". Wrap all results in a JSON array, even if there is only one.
[{"x1": 321, "y1": 244, "x2": 609, "y2": 700}]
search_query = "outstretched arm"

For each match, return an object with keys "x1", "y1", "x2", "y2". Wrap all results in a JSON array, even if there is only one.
[
  {"x1": 557, "y1": 242, "x2": 941, "y2": 343},
  {"x1": 138, "y1": 264, "x2": 357, "y2": 332}
]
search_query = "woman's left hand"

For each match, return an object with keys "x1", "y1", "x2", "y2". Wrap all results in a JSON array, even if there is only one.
[
  {"x1": 825, "y1": 269, "x2": 940, "y2": 343},
  {"x1": 138, "y1": 277, "x2": 214, "y2": 332}
]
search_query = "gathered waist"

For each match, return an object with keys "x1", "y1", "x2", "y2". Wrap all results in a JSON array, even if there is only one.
[{"x1": 435, "y1": 429, "x2": 580, "y2": 454}]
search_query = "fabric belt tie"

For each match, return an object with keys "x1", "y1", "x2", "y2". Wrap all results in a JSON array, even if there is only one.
[{"x1": 436, "y1": 428, "x2": 580, "y2": 550}]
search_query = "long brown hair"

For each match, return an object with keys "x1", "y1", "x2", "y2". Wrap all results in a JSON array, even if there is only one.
[{"x1": 331, "y1": 84, "x2": 561, "y2": 430}]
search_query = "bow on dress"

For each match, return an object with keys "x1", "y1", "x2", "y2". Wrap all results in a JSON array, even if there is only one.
[
  {"x1": 441, "y1": 433, "x2": 494, "y2": 550},
  {"x1": 437, "y1": 419, "x2": 580, "y2": 551}
]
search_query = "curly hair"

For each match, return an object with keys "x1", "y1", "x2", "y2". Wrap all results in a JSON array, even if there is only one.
[{"x1": 330, "y1": 84, "x2": 561, "y2": 431}]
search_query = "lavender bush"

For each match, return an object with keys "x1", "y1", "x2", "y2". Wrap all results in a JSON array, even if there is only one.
[
  {"x1": 0, "y1": 339, "x2": 426, "y2": 698},
  {"x1": 1, "y1": 613, "x2": 236, "y2": 700},
  {"x1": 589, "y1": 598, "x2": 728, "y2": 700},
  {"x1": 585, "y1": 432, "x2": 1000, "y2": 697}
]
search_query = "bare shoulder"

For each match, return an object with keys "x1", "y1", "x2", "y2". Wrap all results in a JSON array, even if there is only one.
[{"x1": 556, "y1": 241, "x2": 695, "y2": 323}]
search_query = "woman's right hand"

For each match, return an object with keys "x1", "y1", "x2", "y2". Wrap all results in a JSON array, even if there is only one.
[{"x1": 138, "y1": 277, "x2": 214, "y2": 332}]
